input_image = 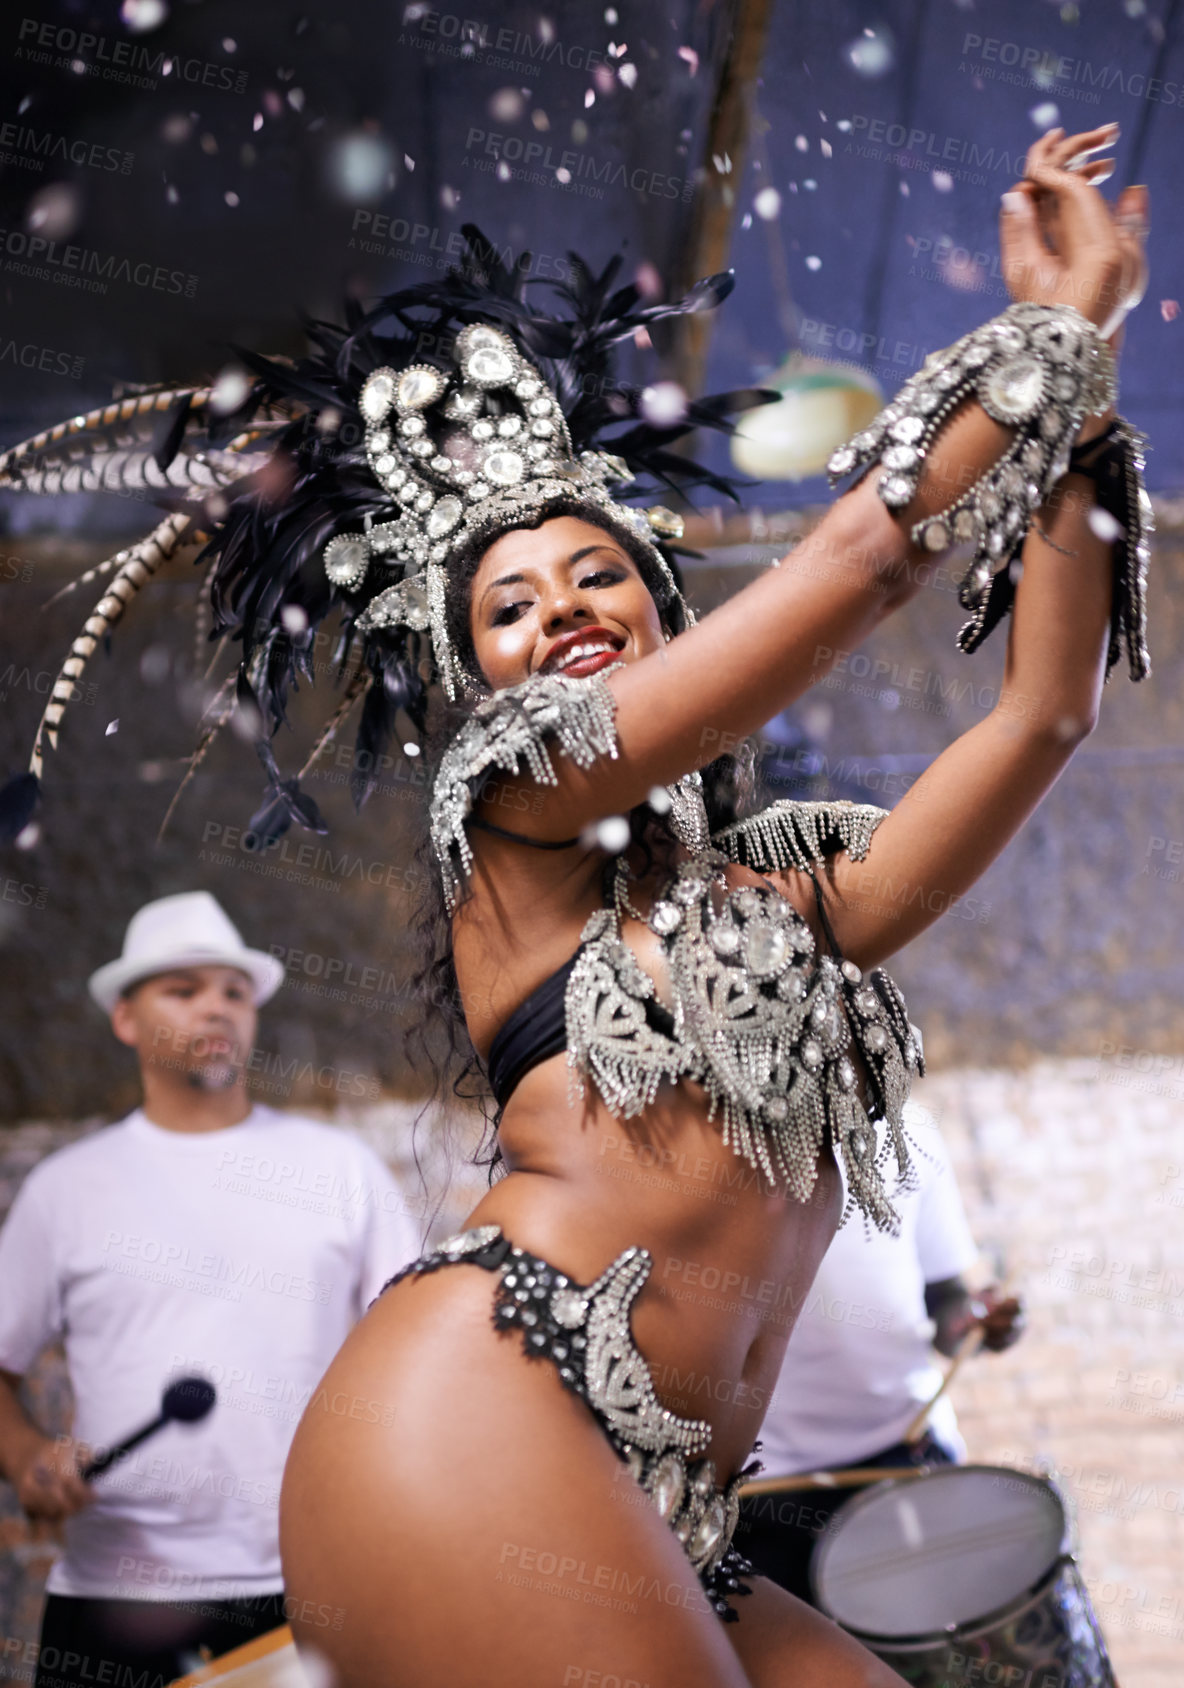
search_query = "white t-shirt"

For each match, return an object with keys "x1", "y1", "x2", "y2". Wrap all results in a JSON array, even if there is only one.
[
  {"x1": 756, "y1": 1103, "x2": 979, "y2": 1476},
  {"x1": 0, "y1": 1105, "x2": 422, "y2": 1601}
]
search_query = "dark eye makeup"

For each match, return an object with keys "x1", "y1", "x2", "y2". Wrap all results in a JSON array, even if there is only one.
[{"x1": 489, "y1": 568, "x2": 624, "y2": 627}]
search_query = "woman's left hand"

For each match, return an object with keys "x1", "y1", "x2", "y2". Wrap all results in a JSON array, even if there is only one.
[{"x1": 1007, "y1": 123, "x2": 1149, "y2": 343}]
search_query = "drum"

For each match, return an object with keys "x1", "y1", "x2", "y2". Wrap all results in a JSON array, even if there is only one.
[
  {"x1": 811, "y1": 1464, "x2": 1116, "y2": 1688},
  {"x1": 168, "y1": 1625, "x2": 313, "y2": 1687}
]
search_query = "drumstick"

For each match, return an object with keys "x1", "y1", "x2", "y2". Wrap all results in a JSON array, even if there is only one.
[
  {"x1": 901, "y1": 1323, "x2": 985, "y2": 1446},
  {"x1": 739, "y1": 1465, "x2": 934, "y2": 1497}
]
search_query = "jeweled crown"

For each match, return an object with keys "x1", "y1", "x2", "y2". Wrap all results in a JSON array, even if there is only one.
[{"x1": 324, "y1": 322, "x2": 689, "y2": 699}]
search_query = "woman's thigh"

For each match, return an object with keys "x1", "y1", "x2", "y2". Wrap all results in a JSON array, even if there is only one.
[
  {"x1": 280, "y1": 1266, "x2": 751, "y2": 1688},
  {"x1": 724, "y1": 1576, "x2": 909, "y2": 1688}
]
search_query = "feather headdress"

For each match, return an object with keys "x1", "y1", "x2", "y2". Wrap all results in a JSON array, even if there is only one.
[{"x1": 0, "y1": 225, "x2": 773, "y2": 843}]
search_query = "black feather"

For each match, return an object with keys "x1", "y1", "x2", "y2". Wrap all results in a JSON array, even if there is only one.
[{"x1": 0, "y1": 772, "x2": 40, "y2": 843}]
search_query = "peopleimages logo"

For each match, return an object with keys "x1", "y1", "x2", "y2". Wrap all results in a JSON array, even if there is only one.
[
  {"x1": 0, "y1": 228, "x2": 198, "y2": 298},
  {"x1": 15, "y1": 17, "x2": 248, "y2": 93}
]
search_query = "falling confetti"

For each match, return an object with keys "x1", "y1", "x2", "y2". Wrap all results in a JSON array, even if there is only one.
[
  {"x1": 845, "y1": 26, "x2": 895, "y2": 77},
  {"x1": 281, "y1": 605, "x2": 310, "y2": 635},
  {"x1": 618, "y1": 63, "x2": 638, "y2": 89},
  {"x1": 678, "y1": 45, "x2": 699, "y2": 75},
  {"x1": 120, "y1": 0, "x2": 167, "y2": 30},
  {"x1": 932, "y1": 170, "x2": 953, "y2": 192},
  {"x1": 403, "y1": 742, "x2": 421, "y2": 758},
  {"x1": 754, "y1": 186, "x2": 781, "y2": 220},
  {"x1": 26, "y1": 183, "x2": 81, "y2": 241},
  {"x1": 1029, "y1": 102, "x2": 1060, "y2": 129},
  {"x1": 1160, "y1": 300, "x2": 1179, "y2": 321},
  {"x1": 634, "y1": 261, "x2": 662, "y2": 299},
  {"x1": 224, "y1": 190, "x2": 240, "y2": 207},
  {"x1": 326, "y1": 132, "x2": 394, "y2": 201},
  {"x1": 805, "y1": 255, "x2": 822, "y2": 270},
  {"x1": 490, "y1": 88, "x2": 525, "y2": 122},
  {"x1": 820, "y1": 138, "x2": 832, "y2": 158},
  {"x1": 590, "y1": 816, "x2": 630, "y2": 853},
  {"x1": 555, "y1": 166, "x2": 572, "y2": 183},
  {"x1": 106, "y1": 720, "x2": 120, "y2": 736},
  {"x1": 640, "y1": 382, "x2": 687, "y2": 425},
  {"x1": 1088, "y1": 508, "x2": 1123, "y2": 543},
  {"x1": 794, "y1": 135, "x2": 809, "y2": 152}
]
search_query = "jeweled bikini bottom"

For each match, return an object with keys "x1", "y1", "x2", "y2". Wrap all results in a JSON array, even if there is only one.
[{"x1": 377, "y1": 1225, "x2": 759, "y2": 1622}]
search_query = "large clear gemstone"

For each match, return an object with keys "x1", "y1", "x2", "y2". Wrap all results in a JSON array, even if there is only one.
[
  {"x1": 426, "y1": 496, "x2": 463, "y2": 537},
  {"x1": 396, "y1": 366, "x2": 446, "y2": 410},
  {"x1": 883, "y1": 444, "x2": 919, "y2": 472},
  {"x1": 828, "y1": 446, "x2": 856, "y2": 475},
  {"x1": 889, "y1": 415, "x2": 926, "y2": 444},
  {"x1": 650, "y1": 901, "x2": 683, "y2": 936},
  {"x1": 983, "y1": 355, "x2": 1046, "y2": 423},
  {"x1": 710, "y1": 922, "x2": 740, "y2": 955},
  {"x1": 650, "y1": 1456, "x2": 686, "y2": 1522},
  {"x1": 484, "y1": 449, "x2": 525, "y2": 485},
  {"x1": 690, "y1": 1496, "x2": 727, "y2": 1564},
  {"x1": 746, "y1": 922, "x2": 790, "y2": 976},
  {"x1": 323, "y1": 535, "x2": 369, "y2": 589},
  {"x1": 922, "y1": 519, "x2": 950, "y2": 552},
  {"x1": 467, "y1": 344, "x2": 515, "y2": 385},
  {"x1": 880, "y1": 474, "x2": 916, "y2": 508},
  {"x1": 550, "y1": 1288, "x2": 587, "y2": 1328},
  {"x1": 360, "y1": 371, "x2": 395, "y2": 422}
]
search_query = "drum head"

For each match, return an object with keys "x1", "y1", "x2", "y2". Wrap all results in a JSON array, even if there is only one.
[{"x1": 811, "y1": 1465, "x2": 1066, "y2": 1639}]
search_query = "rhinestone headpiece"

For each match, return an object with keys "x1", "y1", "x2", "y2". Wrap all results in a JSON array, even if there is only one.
[{"x1": 322, "y1": 323, "x2": 691, "y2": 700}]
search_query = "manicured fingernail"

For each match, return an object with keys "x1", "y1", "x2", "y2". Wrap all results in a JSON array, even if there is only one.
[{"x1": 1001, "y1": 191, "x2": 1026, "y2": 215}]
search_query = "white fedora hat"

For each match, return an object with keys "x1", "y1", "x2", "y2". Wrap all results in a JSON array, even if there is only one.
[{"x1": 88, "y1": 892, "x2": 285, "y2": 1013}]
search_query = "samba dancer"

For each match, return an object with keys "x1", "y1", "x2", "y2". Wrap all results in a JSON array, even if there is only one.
[{"x1": 0, "y1": 124, "x2": 1151, "y2": 1686}]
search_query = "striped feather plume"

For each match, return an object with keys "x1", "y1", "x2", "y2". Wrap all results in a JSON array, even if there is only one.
[{"x1": 0, "y1": 225, "x2": 771, "y2": 841}]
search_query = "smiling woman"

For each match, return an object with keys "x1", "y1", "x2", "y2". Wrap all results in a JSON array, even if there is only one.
[{"x1": 0, "y1": 132, "x2": 1154, "y2": 1682}]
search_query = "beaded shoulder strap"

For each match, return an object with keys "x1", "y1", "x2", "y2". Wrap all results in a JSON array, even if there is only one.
[
  {"x1": 710, "y1": 798, "x2": 889, "y2": 873},
  {"x1": 430, "y1": 665, "x2": 623, "y2": 912}
]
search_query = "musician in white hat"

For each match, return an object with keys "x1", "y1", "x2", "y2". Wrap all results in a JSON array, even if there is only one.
[{"x1": 0, "y1": 892, "x2": 421, "y2": 1688}]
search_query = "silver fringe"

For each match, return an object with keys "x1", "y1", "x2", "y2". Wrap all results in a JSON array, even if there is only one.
[{"x1": 430, "y1": 667, "x2": 622, "y2": 912}]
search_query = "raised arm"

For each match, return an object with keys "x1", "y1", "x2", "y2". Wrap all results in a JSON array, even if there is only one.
[
  {"x1": 818, "y1": 407, "x2": 1122, "y2": 969},
  {"x1": 476, "y1": 123, "x2": 1134, "y2": 846}
]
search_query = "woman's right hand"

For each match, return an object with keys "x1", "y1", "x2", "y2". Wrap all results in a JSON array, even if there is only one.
[{"x1": 998, "y1": 120, "x2": 1149, "y2": 338}]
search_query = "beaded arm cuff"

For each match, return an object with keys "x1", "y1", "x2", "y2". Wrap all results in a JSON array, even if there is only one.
[
  {"x1": 711, "y1": 799, "x2": 889, "y2": 873},
  {"x1": 826, "y1": 301, "x2": 1119, "y2": 661},
  {"x1": 430, "y1": 667, "x2": 622, "y2": 913}
]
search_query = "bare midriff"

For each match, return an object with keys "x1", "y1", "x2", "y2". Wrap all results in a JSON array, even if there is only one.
[
  {"x1": 464, "y1": 1067, "x2": 843, "y2": 1481},
  {"x1": 453, "y1": 840, "x2": 848, "y2": 1481}
]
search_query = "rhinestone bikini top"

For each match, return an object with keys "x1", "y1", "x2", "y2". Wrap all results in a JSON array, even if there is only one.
[{"x1": 430, "y1": 668, "x2": 921, "y2": 1230}]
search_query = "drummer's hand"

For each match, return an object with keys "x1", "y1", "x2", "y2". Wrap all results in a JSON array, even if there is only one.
[
  {"x1": 976, "y1": 1288, "x2": 1027, "y2": 1354},
  {"x1": 11, "y1": 1432, "x2": 93, "y2": 1522},
  {"x1": 998, "y1": 121, "x2": 1148, "y2": 337}
]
